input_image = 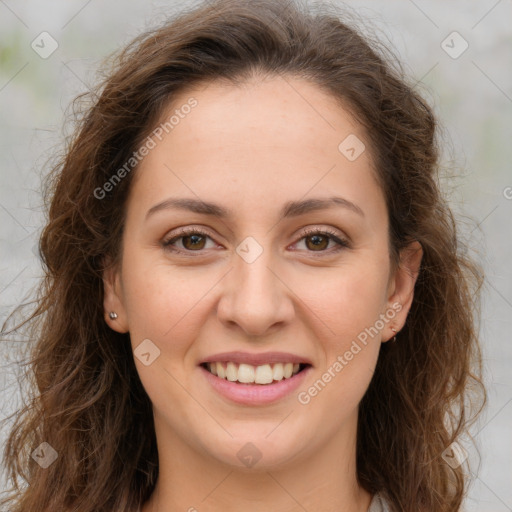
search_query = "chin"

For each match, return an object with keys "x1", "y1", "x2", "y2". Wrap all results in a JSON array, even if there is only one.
[{"x1": 201, "y1": 430, "x2": 308, "y2": 471}]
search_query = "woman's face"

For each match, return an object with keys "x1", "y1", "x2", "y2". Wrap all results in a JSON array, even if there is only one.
[{"x1": 104, "y1": 75, "x2": 421, "y2": 470}]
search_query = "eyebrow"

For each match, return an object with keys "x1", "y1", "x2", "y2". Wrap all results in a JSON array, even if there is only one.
[{"x1": 145, "y1": 195, "x2": 364, "y2": 221}]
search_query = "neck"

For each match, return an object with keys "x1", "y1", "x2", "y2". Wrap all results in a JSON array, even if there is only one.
[{"x1": 142, "y1": 412, "x2": 372, "y2": 512}]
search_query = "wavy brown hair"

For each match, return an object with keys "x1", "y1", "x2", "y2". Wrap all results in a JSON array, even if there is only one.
[{"x1": 1, "y1": 0, "x2": 485, "y2": 511}]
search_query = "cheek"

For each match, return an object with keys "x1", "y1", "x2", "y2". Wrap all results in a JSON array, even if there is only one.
[
  {"x1": 291, "y1": 259, "x2": 389, "y2": 344},
  {"x1": 290, "y1": 258, "x2": 388, "y2": 410},
  {"x1": 120, "y1": 250, "x2": 210, "y2": 352},
  {"x1": 295, "y1": 265, "x2": 385, "y2": 422}
]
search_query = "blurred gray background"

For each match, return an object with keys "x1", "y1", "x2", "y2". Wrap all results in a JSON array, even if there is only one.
[{"x1": 0, "y1": 0, "x2": 511, "y2": 510}]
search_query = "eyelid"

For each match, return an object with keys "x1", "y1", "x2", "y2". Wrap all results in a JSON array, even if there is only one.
[
  {"x1": 161, "y1": 225, "x2": 351, "y2": 255},
  {"x1": 161, "y1": 226, "x2": 219, "y2": 253},
  {"x1": 291, "y1": 226, "x2": 351, "y2": 253}
]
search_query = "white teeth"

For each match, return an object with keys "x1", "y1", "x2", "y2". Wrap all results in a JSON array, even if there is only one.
[
  {"x1": 226, "y1": 362, "x2": 238, "y2": 381},
  {"x1": 206, "y1": 361, "x2": 303, "y2": 384},
  {"x1": 255, "y1": 364, "x2": 274, "y2": 384},
  {"x1": 272, "y1": 363, "x2": 284, "y2": 381},
  {"x1": 216, "y1": 362, "x2": 226, "y2": 379},
  {"x1": 238, "y1": 363, "x2": 255, "y2": 383}
]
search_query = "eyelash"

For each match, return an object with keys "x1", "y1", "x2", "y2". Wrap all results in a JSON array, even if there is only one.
[{"x1": 161, "y1": 226, "x2": 350, "y2": 256}]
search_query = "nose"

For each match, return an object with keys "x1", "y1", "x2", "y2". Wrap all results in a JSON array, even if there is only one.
[{"x1": 216, "y1": 244, "x2": 295, "y2": 337}]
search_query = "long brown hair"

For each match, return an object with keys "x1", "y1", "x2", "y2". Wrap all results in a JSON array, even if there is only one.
[{"x1": 1, "y1": 1, "x2": 485, "y2": 510}]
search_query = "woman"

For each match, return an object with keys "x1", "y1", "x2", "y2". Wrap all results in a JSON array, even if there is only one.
[{"x1": 1, "y1": 0, "x2": 485, "y2": 511}]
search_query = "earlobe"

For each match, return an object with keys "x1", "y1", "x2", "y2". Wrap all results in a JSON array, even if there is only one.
[
  {"x1": 102, "y1": 259, "x2": 129, "y2": 333},
  {"x1": 384, "y1": 240, "x2": 423, "y2": 342}
]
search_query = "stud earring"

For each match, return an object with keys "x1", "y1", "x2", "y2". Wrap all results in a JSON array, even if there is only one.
[
  {"x1": 390, "y1": 327, "x2": 398, "y2": 342},
  {"x1": 109, "y1": 311, "x2": 118, "y2": 320}
]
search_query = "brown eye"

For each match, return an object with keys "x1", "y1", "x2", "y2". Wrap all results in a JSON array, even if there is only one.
[
  {"x1": 181, "y1": 234, "x2": 207, "y2": 250},
  {"x1": 305, "y1": 234, "x2": 330, "y2": 251},
  {"x1": 162, "y1": 228, "x2": 215, "y2": 253},
  {"x1": 294, "y1": 228, "x2": 350, "y2": 255}
]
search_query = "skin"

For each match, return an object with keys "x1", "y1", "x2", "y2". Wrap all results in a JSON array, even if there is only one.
[{"x1": 103, "y1": 74, "x2": 422, "y2": 512}]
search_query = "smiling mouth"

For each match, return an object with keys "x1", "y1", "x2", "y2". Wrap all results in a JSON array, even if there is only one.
[{"x1": 201, "y1": 361, "x2": 311, "y2": 385}]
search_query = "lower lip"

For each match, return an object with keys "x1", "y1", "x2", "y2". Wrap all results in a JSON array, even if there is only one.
[{"x1": 200, "y1": 365, "x2": 312, "y2": 405}]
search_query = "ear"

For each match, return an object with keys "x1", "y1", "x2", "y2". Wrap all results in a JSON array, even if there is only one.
[
  {"x1": 383, "y1": 240, "x2": 423, "y2": 342},
  {"x1": 102, "y1": 257, "x2": 129, "y2": 333}
]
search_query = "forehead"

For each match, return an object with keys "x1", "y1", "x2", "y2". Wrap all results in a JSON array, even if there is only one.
[
  {"x1": 157, "y1": 75, "x2": 364, "y2": 157},
  {"x1": 127, "y1": 75, "x2": 386, "y2": 226}
]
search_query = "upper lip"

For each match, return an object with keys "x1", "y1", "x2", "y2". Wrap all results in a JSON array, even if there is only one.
[{"x1": 200, "y1": 351, "x2": 313, "y2": 367}]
